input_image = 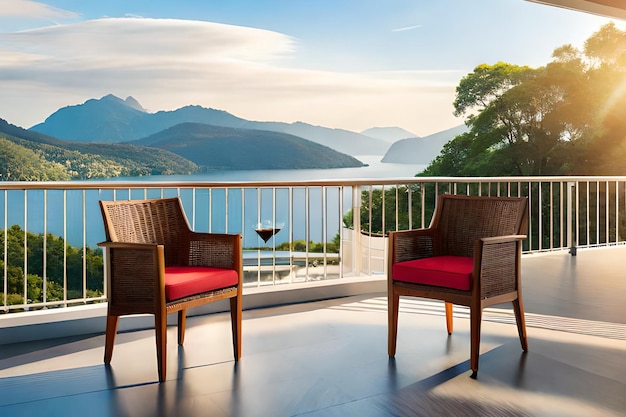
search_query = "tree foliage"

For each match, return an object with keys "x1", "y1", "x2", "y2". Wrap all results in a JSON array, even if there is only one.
[
  {"x1": 0, "y1": 138, "x2": 70, "y2": 181},
  {"x1": 0, "y1": 118, "x2": 199, "y2": 180},
  {"x1": 342, "y1": 23, "x2": 626, "y2": 237},
  {"x1": 422, "y1": 22, "x2": 626, "y2": 177},
  {"x1": 272, "y1": 237, "x2": 339, "y2": 253},
  {"x1": 0, "y1": 225, "x2": 104, "y2": 309}
]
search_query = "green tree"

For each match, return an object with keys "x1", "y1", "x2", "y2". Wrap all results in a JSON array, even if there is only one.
[
  {"x1": 275, "y1": 239, "x2": 339, "y2": 253},
  {"x1": 422, "y1": 22, "x2": 626, "y2": 177},
  {"x1": 343, "y1": 23, "x2": 626, "y2": 238},
  {"x1": 0, "y1": 138, "x2": 70, "y2": 181},
  {"x1": 343, "y1": 185, "x2": 424, "y2": 235},
  {"x1": 0, "y1": 225, "x2": 104, "y2": 310}
]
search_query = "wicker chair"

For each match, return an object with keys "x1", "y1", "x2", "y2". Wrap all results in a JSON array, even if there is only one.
[
  {"x1": 98, "y1": 197, "x2": 243, "y2": 382},
  {"x1": 387, "y1": 194, "x2": 528, "y2": 378}
]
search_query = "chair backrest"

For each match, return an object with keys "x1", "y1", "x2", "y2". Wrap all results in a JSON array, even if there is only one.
[
  {"x1": 430, "y1": 194, "x2": 528, "y2": 257},
  {"x1": 99, "y1": 197, "x2": 192, "y2": 265}
]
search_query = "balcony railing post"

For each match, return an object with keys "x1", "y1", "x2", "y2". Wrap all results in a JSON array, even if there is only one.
[
  {"x1": 352, "y1": 186, "x2": 362, "y2": 275},
  {"x1": 568, "y1": 181, "x2": 577, "y2": 256}
]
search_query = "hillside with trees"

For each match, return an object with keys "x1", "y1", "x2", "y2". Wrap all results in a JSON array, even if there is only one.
[
  {"x1": 0, "y1": 225, "x2": 104, "y2": 309},
  {"x1": 0, "y1": 118, "x2": 198, "y2": 180},
  {"x1": 421, "y1": 22, "x2": 626, "y2": 177},
  {"x1": 130, "y1": 122, "x2": 364, "y2": 170}
]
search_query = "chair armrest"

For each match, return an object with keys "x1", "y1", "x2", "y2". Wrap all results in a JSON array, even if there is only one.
[
  {"x1": 186, "y1": 232, "x2": 243, "y2": 272},
  {"x1": 389, "y1": 229, "x2": 435, "y2": 264},
  {"x1": 98, "y1": 241, "x2": 165, "y2": 313},
  {"x1": 474, "y1": 234, "x2": 526, "y2": 297},
  {"x1": 479, "y1": 234, "x2": 527, "y2": 245},
  {"x1": 98, "y1": 241, "x2": 160, "y2": 250}
]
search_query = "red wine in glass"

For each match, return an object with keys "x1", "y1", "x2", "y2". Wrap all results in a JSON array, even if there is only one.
[{"x1": 255, "y1": 221, "x2": 283, "y2": 243}]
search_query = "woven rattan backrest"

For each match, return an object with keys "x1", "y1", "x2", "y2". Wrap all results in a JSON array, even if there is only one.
[
  {"x1": 431, "y1": 195, "x2": 527, "y2": 257},
  {"x1": 99, "y1": 198, "x2": 191, "y2": 265}
]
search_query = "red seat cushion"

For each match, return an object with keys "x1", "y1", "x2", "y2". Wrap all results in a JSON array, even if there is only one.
[
  {"x1": 392, "y1": 256, "x2": 473, "y2": 291},
  {"x1": 165, "y1": 266, "x2": 238, "y2": 301}
]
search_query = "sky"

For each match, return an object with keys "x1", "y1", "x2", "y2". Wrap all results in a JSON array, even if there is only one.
[{"x1": 0, "y1": 0, "x2": 617, "y2": 137}]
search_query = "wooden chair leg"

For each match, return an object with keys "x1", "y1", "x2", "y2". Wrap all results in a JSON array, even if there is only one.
[
  {"x1": 230, "y1": 295, "x2": 242, "y2": 360},
  {"x1": 104, "y1": 314, "x2": 119, "y2": 364},
  {"x1": 155, "y1": 314, "x2": 167, "y2": 382},
  {"x1": 445, "y1": 302, "x2": 453, "y2": 335},
  {"x1": 388, "y1": 288, "x2": 400, "y2": 357},
  {"x1": 512, "y1": 298, "x2": 528, "y2": 351},
  {"x1": 469, "y1": 306, "x2": 482, "y2": 379},
  {"x1": 178, "y1": 309, "x2": 186, "y2": 345}
]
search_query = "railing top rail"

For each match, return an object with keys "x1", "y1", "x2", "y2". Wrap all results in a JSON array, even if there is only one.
[{"x1": 0, "y1": 176, "x2": 625, "y2": 190}]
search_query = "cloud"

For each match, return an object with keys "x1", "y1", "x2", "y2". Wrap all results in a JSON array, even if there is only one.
[
  {"x1": 0, "y1": 0, "x2": 78, "y2": 19},
  {"x1": 392, "y1": 24, "x2": 423, "y2": 32},
  {"x1": 0, "y1": 17, "x2": 461, "y2": 135},
  {"x1": 1, "y1": 17, "x2": 295, "y2": 65}
]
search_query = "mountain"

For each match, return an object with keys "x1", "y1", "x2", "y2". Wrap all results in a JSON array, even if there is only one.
[
  {"x1": 0, "y1": 118, "x2": 198, "y2": 180},
  {"x1": 381, "y1": 124, "x2": 468, "y2": 165},
  {"x1": 29, "y1": 95, "x2": 249, "y2": 143},
  {"x1": 131, "y1": 123, "x2": 364, "y2": 170},
  {"x1": 123, "y1": 96, "x2": 146, "y2": 112},
  {"x1": 360, "y1": 127, "x2": 418, "y2": 142},
  {"x1": 29, "y1": 95, "x2": 389, "y2": 156},
  {"x1": 241, "y1": 121, "x2": 390, "y2": 155},
  {"x1": 30, "y1": 95, "x2": 150, "y2": 142}
]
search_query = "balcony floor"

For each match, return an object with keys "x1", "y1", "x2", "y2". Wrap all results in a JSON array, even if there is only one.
[{"x1": 1, "y1": 247, "x2": 625, "y2": 417}]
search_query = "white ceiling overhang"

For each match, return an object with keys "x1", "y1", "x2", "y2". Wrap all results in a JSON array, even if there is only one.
[{"x1": 526, "y1": 0, "x2": 626, "y2": 20}]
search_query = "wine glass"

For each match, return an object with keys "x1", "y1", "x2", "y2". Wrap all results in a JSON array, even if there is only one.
[{"x1": 254, "y1": 220, "x2": 284, "y2": 243}]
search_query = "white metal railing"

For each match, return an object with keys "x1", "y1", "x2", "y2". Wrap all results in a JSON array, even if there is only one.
[{"x1": 1, "y1": 176, "x2": 625, "y2": 314}]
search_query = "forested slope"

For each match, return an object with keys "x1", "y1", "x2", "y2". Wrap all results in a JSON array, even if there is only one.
[{"x1": 0, "y1": 118, "x2": 198, "y2": 180}]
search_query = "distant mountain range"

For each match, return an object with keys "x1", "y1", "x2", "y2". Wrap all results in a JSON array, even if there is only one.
[
  {"x1": 8, "y1": 94, "x2": 468, "y2": 179},
  {"x1": 360, "y1": 126, "x2": 418, "y2": 142},
  {"x1": 30, "y1": 95, "x2": 390, "y2": 157},
  {"x1": 381, "y1": 125, "x2": 468, "y2": 165},
  {"x1": 130, "y1": 122, "x2": 363, "y2": 170},
  {"x1": 0, "y1": 115, "x2": 364, "y2": 180}
]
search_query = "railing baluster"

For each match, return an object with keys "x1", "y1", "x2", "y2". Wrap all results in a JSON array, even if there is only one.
[
  {"x1": 82, "y1": 189, "x2": 87, "y2": 303},
  {"x1": 273, "y1": 186, "x2": 278, "y2": 284},
  {"x1": 23, "y1": 190, "x2": 28, "y2": 309},
  {"x1": 527, "y1": 181, "x2": 533, "y2": 251},
  {"x1": 548, "y1": 181, "x2": 551, "y2": 250},
  {"x1": 2, "y1": 190, "x2": 6, "y2": 312},
  {"x1": 604, "y1": 181, "x2": 608, "y2": 244},
  {"x1": 615, "y1": 180, "x2": 619, "y2": 244},
  {"x1": 559, "y1": 182, "x2": 564, "y2": 249},
  {"x1": 63, "y1": 189, "x2": 67, "y2": 307},
  {"x1": 536, "y1": 180, "x2": 539, "y2": 250},
  {"x1": 586, "y1": 181, "x2": 591, "y2": 247},
  {"x1": 43, "y1": 190, "x2": 48, "y2": 306},
  {"x1": 305, "y1": 186, "x2": 310, "y2": 278}
]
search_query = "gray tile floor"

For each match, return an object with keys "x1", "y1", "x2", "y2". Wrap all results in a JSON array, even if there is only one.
[{"x1": 1, "y1": 247, "x2": 625, "y2": 416}]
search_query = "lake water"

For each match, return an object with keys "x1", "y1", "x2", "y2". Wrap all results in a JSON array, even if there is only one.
[
  {"x1": 6, "y1": 156, "x2": 426, "y2": 248},
  {"x1": 114, "y1": 155, "x2": 426, "y2": 182}
]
